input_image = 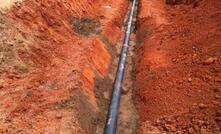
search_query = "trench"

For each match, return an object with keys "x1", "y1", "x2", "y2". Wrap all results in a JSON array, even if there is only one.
[
  {"x1": 0, "y1": 0, "x2": 220, "y2": 134},
  {"x1": 95, "y1": 1, "x2": 139, "y2": 133},
  {"x1": 106, "y1": 1, "x2": 139, "y2": 134}
]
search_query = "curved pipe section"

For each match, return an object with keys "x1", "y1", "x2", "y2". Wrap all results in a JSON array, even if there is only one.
[{"x1": 104, "y1": 0, "x2": 138, "y2": 133}]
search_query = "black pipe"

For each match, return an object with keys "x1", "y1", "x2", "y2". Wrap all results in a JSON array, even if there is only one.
[{"x1": 104, "y1": 0, "x2": 138, "y2": 134}]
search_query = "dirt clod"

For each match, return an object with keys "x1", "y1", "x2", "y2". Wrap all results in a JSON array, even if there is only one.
[
  {"x1": 121, "y1": 86, "x2": 129, "y2": 95},
  {"x1": 213, "y1": 88, "x2": 221, "y2": 93},
  {"x1": 56, "y1": 114, "x2": 63, "y2": 119},
  {"x1": 215, "y1": 95, "x2": 220, "y2": 99},
  {"x1": 203, "y1": 57, "x2": 218, "y2": 65},
  {"x1": 103, "y1": 91, "x2": 109, "y2": 100},
  {"x1": 188, "y1": 77, "x2": 192, "y2": 82},
  {"x1": 199, "y1": 103, "x2": 208, "y2": 109}
]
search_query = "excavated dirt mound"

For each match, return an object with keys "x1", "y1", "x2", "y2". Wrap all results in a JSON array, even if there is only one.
[{"x1": 136, "y1": 0, "x2": 221, "y2": 133}]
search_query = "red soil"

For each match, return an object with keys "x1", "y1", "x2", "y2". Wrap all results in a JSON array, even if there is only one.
[
  {"x1": 1, "y1": 0, "x2": 220, "y2": 133},
  {"x1": 0, "y1": 0, "x2": 129, "y2": 133},
  {"x1": 136, "y1": 0, "x2": 221, "y2": 133}
]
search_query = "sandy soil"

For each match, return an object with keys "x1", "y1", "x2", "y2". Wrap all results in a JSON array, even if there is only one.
[
  {"x1": 136, "y1": 0, "x2": 221, "y2": 133},
  {"x1": 0, "y1": 0, "x2": 22, "y2": 9}
]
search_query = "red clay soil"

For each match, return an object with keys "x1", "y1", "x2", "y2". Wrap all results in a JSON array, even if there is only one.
[
  {"x1": 136, "y1": 0, "x2": 221, "y2": 133},
  {"x1": 0, "y1": 0, "x2": 129, "y2": 133}
]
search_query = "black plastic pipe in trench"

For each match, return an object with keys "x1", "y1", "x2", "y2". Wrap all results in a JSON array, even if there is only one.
[{"x1": 104, "y1": 0, "x2": 138, "y2": 134}]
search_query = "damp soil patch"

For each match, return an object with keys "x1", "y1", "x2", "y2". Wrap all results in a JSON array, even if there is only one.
[{"x1": 70, "y1": 16, "x2": 101, "y2": 37}]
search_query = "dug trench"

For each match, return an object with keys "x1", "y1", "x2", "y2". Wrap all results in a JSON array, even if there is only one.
[{"x1": 0, "y1": 0, "x2": 220, "y2": 134}]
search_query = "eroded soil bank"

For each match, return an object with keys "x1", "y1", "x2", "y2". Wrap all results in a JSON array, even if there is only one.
[{"x1": 135, "y1": 0, "x2": 221, "y2": 133}]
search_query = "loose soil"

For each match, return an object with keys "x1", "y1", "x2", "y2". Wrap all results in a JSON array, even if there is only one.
[
  {"x1": 0, "y1": 0, "x2": 22, "y2": 9},
  {"x1": 0, "y1": 11, "x2": 30, "y2": 74},
  {"x1": 0, "y1": 0, "x2": 129, "y2": 133},
  {"x1": 136, "y1": 0, "x2": 221, "y2": 133},
  {"x1": 0, "y1": 0, "x2": 220, "y2": 134}
]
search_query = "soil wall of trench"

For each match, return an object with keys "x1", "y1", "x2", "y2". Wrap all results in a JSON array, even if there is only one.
[
  {"x1": 135, "y1": 0, "x2": 221, "y2": 133},
  {"x1": 0, "y1": 0, "x2": 129, "y2": 133}
]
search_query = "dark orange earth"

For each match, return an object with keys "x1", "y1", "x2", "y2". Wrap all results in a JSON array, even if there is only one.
[
  {"x1": 136, "y1": 0, "x2": 221, "y2": 133},
  {"x1": 0, "y1": 0, "x2": 129, "y2": 133},
  {"x1": 0, "y1": 0, "x2": 220, "y2": 134}
]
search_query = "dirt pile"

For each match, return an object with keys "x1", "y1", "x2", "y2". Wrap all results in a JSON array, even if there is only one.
[{"x1": 136, "y1": 0, "x2": 221, "y2": 133}]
